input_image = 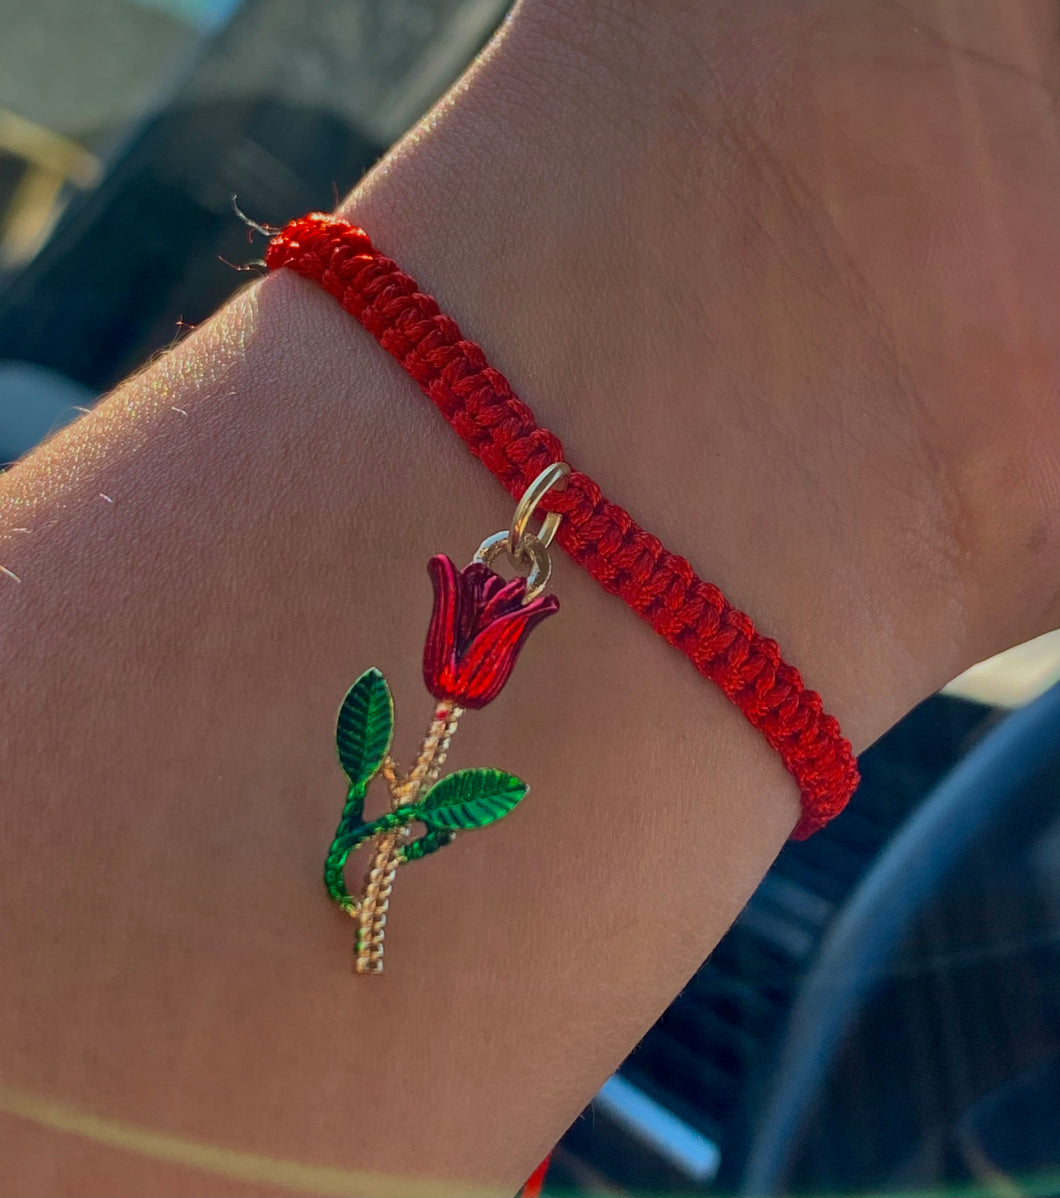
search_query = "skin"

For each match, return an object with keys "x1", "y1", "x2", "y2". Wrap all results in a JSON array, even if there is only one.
[{"x1": 0, "y1": 1, "x2": 1056, "y2": 1194}]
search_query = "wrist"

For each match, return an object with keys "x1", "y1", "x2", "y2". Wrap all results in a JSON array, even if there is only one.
[{"x1": 332, "y1": 4, "x2": 986, "y2": 750}]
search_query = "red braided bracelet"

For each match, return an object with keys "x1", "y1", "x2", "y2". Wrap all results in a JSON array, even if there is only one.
[{"x1": 266, "y1": 213, "x2": 858, "y2": 838}]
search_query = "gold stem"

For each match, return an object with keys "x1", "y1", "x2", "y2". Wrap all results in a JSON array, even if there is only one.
[
  {"x1": 380, "y1": 754, "x2": 402, "y2": 791},
  {"x1": 394, "y1": 700, "x2": 461, "y2": 803},
  {"x1": 354, "y1": 700, "x2": 462, "y2": 974},
  {"x1": 353, "y1": 830, "x2": 398, "y2": 974}
]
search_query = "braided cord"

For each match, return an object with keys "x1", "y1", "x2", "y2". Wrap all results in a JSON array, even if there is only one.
[{"x1": 266, "y1": 214, "x2": 858, "y2": 837}]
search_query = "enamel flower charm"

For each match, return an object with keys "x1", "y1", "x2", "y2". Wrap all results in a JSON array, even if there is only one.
[
  {"x1": 423, "y1": 555, "x2": 559, "y2": 708},
  {"x1": 324, "y1": 463, "x2": 568, "y2": 973}
]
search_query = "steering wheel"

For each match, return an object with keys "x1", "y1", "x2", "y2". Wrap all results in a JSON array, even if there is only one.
[{"x1": 737, "y1": 681, "x2": 1060, "y2": 1195}]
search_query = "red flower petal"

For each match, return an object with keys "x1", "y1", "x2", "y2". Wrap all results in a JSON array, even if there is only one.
[
  {"x1": 456, "y1": 562, "x2": 501, "y2": 652},
  {"x1": 477, "y1": 573, "x2": 529, "y2": 628},
  {"x1": 451, "y1": 593, "x2": 560, "y2": 707},
  {"x1": 424, "y1": 555, "x2": 461, "y2": 697}
]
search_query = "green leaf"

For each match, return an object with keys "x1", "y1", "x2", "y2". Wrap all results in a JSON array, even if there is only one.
[
  {"x1": 335, "y1": 668, "x2": 393, "y2": 787},
  {"x1": 414, "y1": 768, "x2": 528, "y2": 831}
]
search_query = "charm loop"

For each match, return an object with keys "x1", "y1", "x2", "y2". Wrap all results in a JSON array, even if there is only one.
[
  {"x1": 475, "y1": 530, "x2": 553, "y2": 602},
  {"x1": 507, "y1": 461, "x2": 570, "y2": 560}
]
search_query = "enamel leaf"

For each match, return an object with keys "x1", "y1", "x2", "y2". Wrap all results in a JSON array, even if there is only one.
[
  {"x1": 335, "y1": 668, "x2": 394, "y2": 788},
  {"x1": 415, "y1": 767, "x2": 527, "y2": 831}
]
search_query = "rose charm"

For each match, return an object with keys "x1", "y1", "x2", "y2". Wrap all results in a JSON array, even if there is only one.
[
  {"x1": 324, "y1": 463, "x2": 568, "y2": 973},
  {"x1": 423, "y1": 555, "x2": 559, "y2": 708}
]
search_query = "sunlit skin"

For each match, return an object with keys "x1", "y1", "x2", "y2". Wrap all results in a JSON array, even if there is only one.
[{"x1": 0, "y1": 2, "x2": 1056, "y2": 1194}]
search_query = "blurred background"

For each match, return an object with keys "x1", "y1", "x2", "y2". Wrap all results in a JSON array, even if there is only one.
[{"x1": 1, "y1": 2, "x2": 1058, "y2": 1195}]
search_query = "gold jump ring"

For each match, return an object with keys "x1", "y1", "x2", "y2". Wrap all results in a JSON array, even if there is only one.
[
  {"x1": 507, "y1": 462, "x2": 570, "y2": 560},
  {"x1": 474, "y1": 531, "x2": 553, "y2": 602}
]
